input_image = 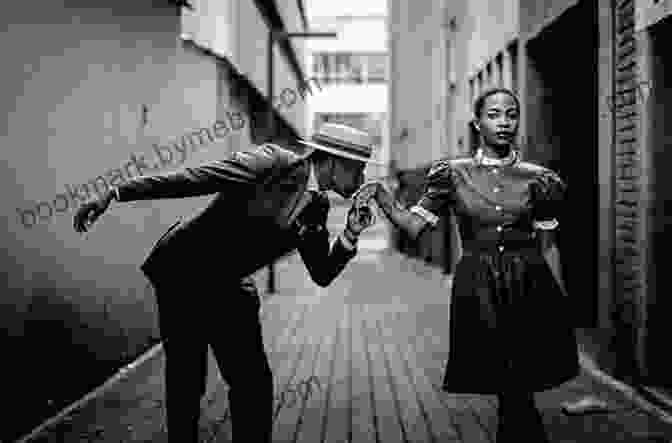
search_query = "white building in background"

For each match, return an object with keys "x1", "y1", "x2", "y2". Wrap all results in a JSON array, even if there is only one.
[{"x1": 304, "y1": 5, "x2": 389, "y2": 180}]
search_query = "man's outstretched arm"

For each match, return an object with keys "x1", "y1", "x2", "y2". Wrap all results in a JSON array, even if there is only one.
[
  {"x1": 74, "y1": 143, "x2": 283, "y2": 233},
  {"x1": 114, "y1": 144, "x2": 279, "y2": 201}
]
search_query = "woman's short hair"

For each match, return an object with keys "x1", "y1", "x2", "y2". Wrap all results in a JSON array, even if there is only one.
[{"x1": 473, "y1": 87, "x2": 520, "y2": 119}]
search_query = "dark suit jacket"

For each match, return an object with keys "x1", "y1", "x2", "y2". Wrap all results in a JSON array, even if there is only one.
[{"x1": 116, "y1": 143, "x2": 357, "y2": 289}]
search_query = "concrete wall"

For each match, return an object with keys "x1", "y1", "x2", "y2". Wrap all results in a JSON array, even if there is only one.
[
  {"x1": 235, "y1": 0, "x2": 308, "y2": 138},
  {"x1": 520, "y1": 0, "x2": 581, "y2": 39},
  {"x1": 450, "y1": 0, "x2": 519, "y2": 155},
  {"x1": 1, "y1": 1, "x2": 208, "y2": 434},
  {"x1": 2, "y1": 0, "x2": 306, "y2": 438},
  {"x1": 275, "y1": 0, "x2": 309, "y2": 137},
  {"x1": 388, "y1": 0, "x2": 452, "y2": 169},
  {"x1": 464, "y1": 0, "x2": 519, "y2": 77},
  {"x1": 388, "y1": 0, "x2": 520, "y2": 168}
]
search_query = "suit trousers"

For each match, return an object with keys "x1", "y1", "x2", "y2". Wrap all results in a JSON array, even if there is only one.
[{"x1": 154, "y1": 274, "x2": 273, "y2": 443}]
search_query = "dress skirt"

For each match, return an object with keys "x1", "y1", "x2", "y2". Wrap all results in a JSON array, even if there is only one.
[{"x1": 441, "y1": 245, "x2": 580, "y2": 394}]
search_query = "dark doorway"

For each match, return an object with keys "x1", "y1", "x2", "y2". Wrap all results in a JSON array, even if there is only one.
[
  {"x1": 525, "y1": 0, "x2": 599, "y2": 327},
  {"x1": 645, "y1": 15, "x2": 672, "y2": 389}
]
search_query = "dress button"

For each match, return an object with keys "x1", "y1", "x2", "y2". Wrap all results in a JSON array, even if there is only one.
[
  {"x1": 496, "y1": 225, "x2": 503, "y2": 232},
  {"x1": 492, "y1": 168, "x2": 499, "y2": 174},
  {"x1": 495, "y1": 205, "x2": 502, "y2": 211},
  {"x1": 493, "y1": 186, "x2": 501, "y2": 193},
  {"x1": 499, "y1": 245, "x2": 504, "y2": 252}
]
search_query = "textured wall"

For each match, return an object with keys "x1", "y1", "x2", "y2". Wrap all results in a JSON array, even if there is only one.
[
  {"x1": 2, "y1": 0, "x2": 305, "y2": 439},
  {"x1": 611, "y1": 0, "x2": 644, "y2": 378}
]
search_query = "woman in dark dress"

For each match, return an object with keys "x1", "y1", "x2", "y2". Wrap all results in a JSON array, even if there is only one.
[{"x1": 357, "y1": 87, "x2": 580, "y2": 442}]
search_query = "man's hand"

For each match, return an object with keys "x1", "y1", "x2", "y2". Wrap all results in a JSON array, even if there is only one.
[
  {"x1": 352, "y1": 181, "x2": 384, "y2": 206},
  {"x1": 296, "y1": 191, "x2": 330, "y2": 231},
  {"x1": 346, "y1": 203, "x2": 375, "y2": 236},
  {"x1": 73, "y1": 191, "x2": 114, "y2": 233}
]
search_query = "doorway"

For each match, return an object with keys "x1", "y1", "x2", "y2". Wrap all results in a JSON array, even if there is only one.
[{"x1": 525, "y1": 0, "x2": 600, "y2": 327}]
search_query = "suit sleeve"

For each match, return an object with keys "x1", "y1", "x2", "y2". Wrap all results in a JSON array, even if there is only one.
[
  {"x1": 296, "y1": 224, "x2": 358, "y2": 288},
  {"x1": 116, "y1": 144, "x2": 280, "y2": 201}
]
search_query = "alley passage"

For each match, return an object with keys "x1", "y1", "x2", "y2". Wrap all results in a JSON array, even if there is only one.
[{"x1": 25, "y1": 212, "x2": 672, "y2": 442}]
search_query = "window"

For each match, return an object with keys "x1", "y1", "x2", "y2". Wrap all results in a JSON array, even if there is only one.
[
  {"x1": 495, "y1": 53, "x2": 503, "y2": 87},
  {"x1": 508, "y1": 42, "x2": 518, "y2": 94},
  {"x1": 366, "y1": 54, "x2": 387, "y2": 82},
  {"x1": 469, "y1": 78, "x2": 475, "y2": 109},
  {"x1": 309, "y1": 52, "x2": 388, "y2": 85}
]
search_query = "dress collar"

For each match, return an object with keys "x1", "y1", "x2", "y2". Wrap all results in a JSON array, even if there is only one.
[{"x1": 475, "y1": 147, "x2": 519, "y2": 167}]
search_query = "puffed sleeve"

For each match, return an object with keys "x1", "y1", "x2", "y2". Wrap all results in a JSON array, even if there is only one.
[
  {"x1": 531, "y1": 168, "x2": 566, "y2": 230},
  {"x1": 409, "y1": 159, "x2": 457, "y2": 228}
]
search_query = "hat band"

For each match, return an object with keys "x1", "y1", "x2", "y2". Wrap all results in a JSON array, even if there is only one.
[{"x1": 312, "y1": 133, "x2": 372, "y2": 159}]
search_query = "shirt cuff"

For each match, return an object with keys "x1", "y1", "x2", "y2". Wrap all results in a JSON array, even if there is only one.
[
  {"x1": 109, "y1": 186, "x2": 121, "y2": 201},
  {"x1": 410, "y1": 205, "x2": 440, "y2": 227},
  {"x1": 533, "y1": 219, "x2": 559, "y2": 230},
  {"x1": 339, "y1": 232, "x2": 357, "y2": 251}
]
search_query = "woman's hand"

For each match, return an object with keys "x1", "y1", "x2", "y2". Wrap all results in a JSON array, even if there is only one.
[
  {"x1": 354, "y1": 180, "x2": 427, "y2": 240},
  {"x1": 352, "y1": 181, "x2": 385, "y2": 206}
]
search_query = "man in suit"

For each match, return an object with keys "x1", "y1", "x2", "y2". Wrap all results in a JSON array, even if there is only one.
[{"x1": 73, "y1": 122, "x2": 382, "y2": 442}]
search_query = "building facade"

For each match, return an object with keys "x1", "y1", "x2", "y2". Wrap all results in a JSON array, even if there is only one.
[
  {"x1": 388, "y1": 0, "x2": 672, "y2": 404},
  {"x1": 305, "y1": 13, "x2": 390, "y2": 180},
  {"x1": 2, "y1": 0, "x2": 309, "y2": 439}
]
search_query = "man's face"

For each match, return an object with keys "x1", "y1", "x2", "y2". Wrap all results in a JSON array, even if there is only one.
[{"x1": 330, "y1": 157, "x2": 366, "y2": 198}]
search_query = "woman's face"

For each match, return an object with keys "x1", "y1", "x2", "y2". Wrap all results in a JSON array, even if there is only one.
[{"x1": 475, "y1": 92, "x2": 519, "y2": 148}]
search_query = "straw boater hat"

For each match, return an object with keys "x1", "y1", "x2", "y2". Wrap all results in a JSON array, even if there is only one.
[{"x1": 298, "y1": 123, "x2": 384, "y2": 165}]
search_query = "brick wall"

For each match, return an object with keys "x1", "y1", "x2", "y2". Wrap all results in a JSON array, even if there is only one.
[{"x1": 612, "y1": 0, "x2": 643, "y2": 379}]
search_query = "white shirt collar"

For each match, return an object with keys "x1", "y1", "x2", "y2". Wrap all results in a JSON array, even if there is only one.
[
  {"x1": 303, "y1": 160, "x2": 358, "y2": 250},
  {"x1": 307, "y1": 160, "x2": 320, "y2": 191}
]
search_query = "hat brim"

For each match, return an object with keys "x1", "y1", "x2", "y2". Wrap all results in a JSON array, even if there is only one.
[{"x1": 298, "y1": 139, "x2": 385, "y2": 165}]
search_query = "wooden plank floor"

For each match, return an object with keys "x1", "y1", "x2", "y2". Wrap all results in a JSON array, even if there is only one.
[
  {"x1": 202, "y1": 251, "x2": 496, "y2": 443},
  {"x1": 25, "y1": 245, "x2": 672, "y2": 442}
]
